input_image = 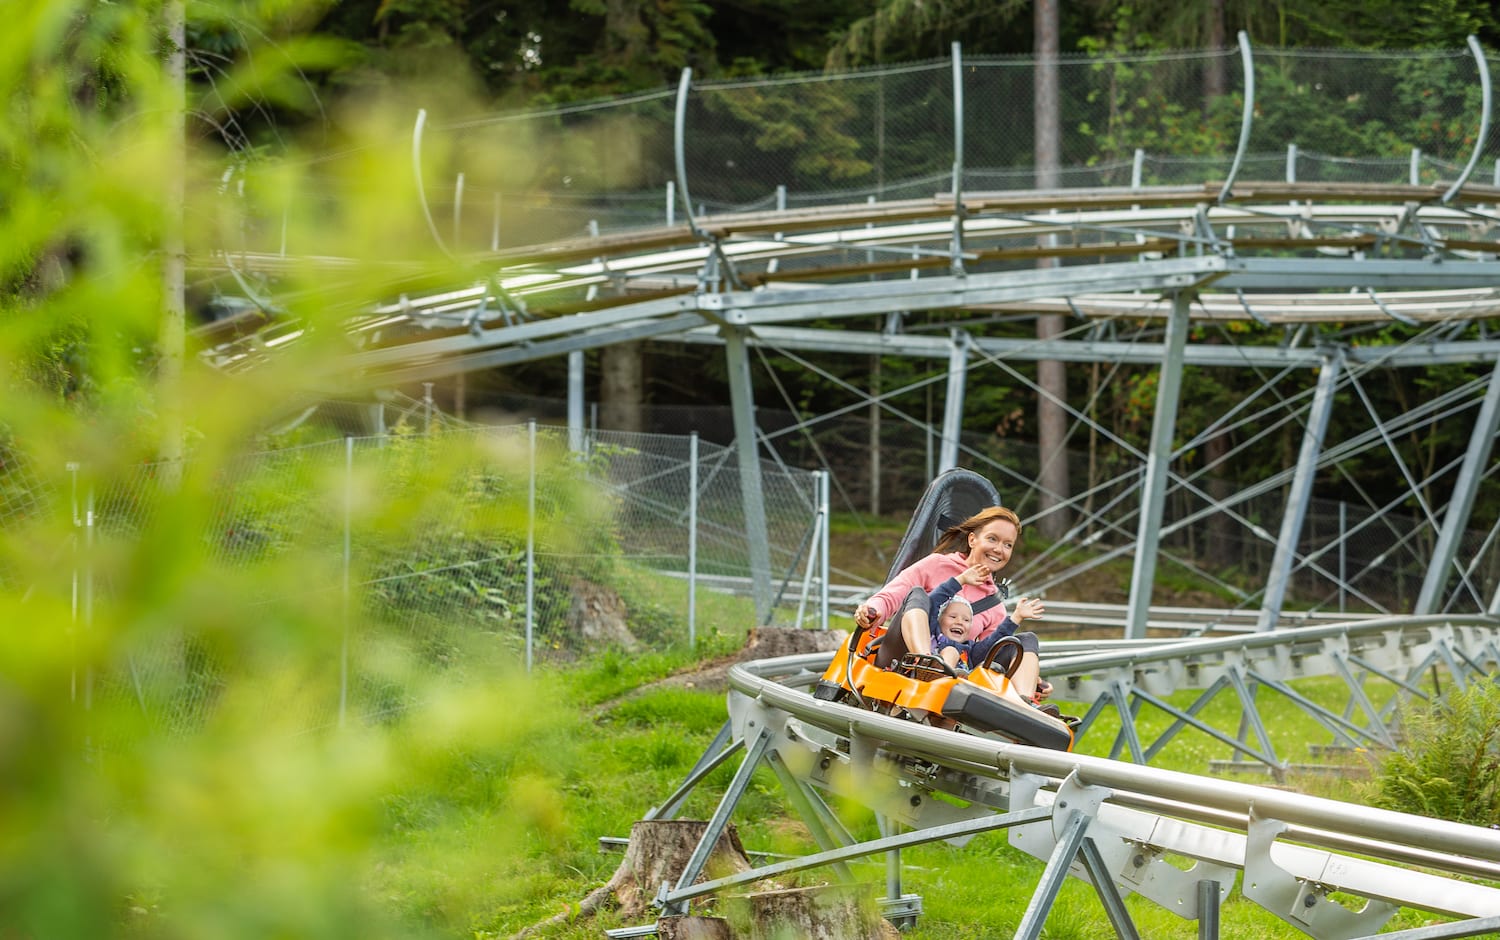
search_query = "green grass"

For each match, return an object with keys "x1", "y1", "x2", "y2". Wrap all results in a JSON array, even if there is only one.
[{"x1": 357, "y1": 646, "x2": 1465, "y2": 939}]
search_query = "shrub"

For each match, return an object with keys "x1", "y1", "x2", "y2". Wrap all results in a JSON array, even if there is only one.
[{"x1": 1370, "y1": 678, "x2": 1500, "y2": 826}]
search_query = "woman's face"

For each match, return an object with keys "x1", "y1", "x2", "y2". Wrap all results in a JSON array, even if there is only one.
[{"x1": 966, "y1": 518, "x2": 1017, "y2": 572}]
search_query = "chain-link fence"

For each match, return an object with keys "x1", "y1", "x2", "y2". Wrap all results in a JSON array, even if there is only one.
[
  {"x1": 23, "y1": 424, "x2": 823, "y2": 739},
  {"x1": 211, "y1": 41, "x2": 1500, "y2": 257}
]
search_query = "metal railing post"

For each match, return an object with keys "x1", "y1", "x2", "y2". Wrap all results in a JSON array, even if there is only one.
[
  {"x1": 689, "y1": 432, "x2": 699, "y2": 646},
  {"x1": 1442, "y1": 35, "x2": 1492, "y2": 203},
  {"x1": 526, "y1": 420, "x2": 537, "y2": 671},
  {"x1": 1217, "y1": 32, "x2": 1256, "y2": 203}
]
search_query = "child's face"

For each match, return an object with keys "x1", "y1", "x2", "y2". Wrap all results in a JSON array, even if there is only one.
[{"x1": 939, "y1": 603, "x2": 972, "y2": 642}]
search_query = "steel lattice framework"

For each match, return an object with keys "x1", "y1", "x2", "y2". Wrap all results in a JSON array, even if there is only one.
[{"x1": 197, "y1": 36, "x2": 1500, "y2": 936}]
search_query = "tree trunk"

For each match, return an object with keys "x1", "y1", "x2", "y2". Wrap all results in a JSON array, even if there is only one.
[
  {"x1": 604, "y1": 0, "x2": 648, "y2": 62},
  {"x1": 1034, "y1": 0, "x2": 1070, "y2": 540},
  {"x1": 601, "y1": 341, "x2": 644, "y2": 432},
  {"x1": 1204, "y1": 0, "x2": 1227, "y2": 103}
]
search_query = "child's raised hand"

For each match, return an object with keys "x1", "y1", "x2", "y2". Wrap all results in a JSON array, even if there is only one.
[
  {"x1": 958, "y1": 563, "x2": 991, "y2": 586},
  {"x1": 1012, "y1": 596, "x2": 1045, "y2": 623}
]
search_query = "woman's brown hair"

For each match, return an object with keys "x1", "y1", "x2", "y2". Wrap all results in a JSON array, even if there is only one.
[{"x1": 933, "y1": 506, "x2": 1023, "y2": 555}]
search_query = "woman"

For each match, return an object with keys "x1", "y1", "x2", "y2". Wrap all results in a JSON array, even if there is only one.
[{"x1": 853, "y1": 506, "x2": 1048, "y2": 700}]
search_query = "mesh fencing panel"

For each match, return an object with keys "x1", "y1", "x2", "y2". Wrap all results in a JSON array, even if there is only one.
[
  {"x1": 220, "y1": 43, "x2": 1498, "y2": 258},
  {"x1": 52, "y1": 425, "x2": 820, "y2": 740}
]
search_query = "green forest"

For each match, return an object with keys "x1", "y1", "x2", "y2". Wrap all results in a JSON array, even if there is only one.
[{"x1": 5, "y1": 1, "x2": 1500, "y2": 939}]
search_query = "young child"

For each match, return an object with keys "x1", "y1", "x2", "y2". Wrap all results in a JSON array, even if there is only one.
[
  {"x1": 921, "y1": 562, "x2": 991, "y2": 674},
  {"x1": 932, "y1": 595, "x2": 977, "y2": 673},
  {"x1": 905, "y1": 561, "x2": 1048, "y2": 690}
]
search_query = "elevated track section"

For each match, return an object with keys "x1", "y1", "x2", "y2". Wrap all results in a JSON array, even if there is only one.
[
  {"x1": 614, "y1": 615, "x2": 1500, "y2": 938},
  {"x1": 196, "y1": 38, "x2": 1500, "y2": 935}
]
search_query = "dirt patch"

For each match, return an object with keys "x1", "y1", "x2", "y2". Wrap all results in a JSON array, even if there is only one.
[{"x1": 634, "y1": 627, "x2": 846, "y2": 696}]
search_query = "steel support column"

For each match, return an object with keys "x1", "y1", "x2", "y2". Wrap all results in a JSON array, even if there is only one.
[
  {"x1": 1258, "y1": 351, "x2": 1342, "y2": 630},
  {"x1": 949, "y1": 41, "x2": 966, "y2": 277},
  {"x1": 567, "y1": 349, "x2": 584, "y2": 453},
  {"x1": 1416, "y1": 355, "x2": 1500, "y2": 614},
  {"x1": 938, "y1": 329, "x2": 970, "y2": 473},
  {"x1": 723, "y1": 325, "x2": 775, "y2": 623},
  {"x1": 1125, "y1": 291, "x2": 1191, "y2": 639}
]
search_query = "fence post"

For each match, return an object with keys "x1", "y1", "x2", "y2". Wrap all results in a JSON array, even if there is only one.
[
  {"x1": 526, "y1": 420, "x2": 537, "y2": 672},
  {"x1": 453, "y1": 172, "x2": 465, "y2": 247},
  {"x1": 491, "y1": 191, "x2": 501, "y2": 251},
  {"x1": 340, "y1": 436, "x2": 352, "y2": 728},
  {"x1": 818, "y1": 470, "x2": 830, "y2": 631},
  {"x1": 689, "y1": 432, "x2": 699, "y2": 647}
]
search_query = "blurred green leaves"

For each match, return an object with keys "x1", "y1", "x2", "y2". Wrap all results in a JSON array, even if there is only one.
[{"x1": 0, "y1": 2, "x2": 596, "y2": 937}]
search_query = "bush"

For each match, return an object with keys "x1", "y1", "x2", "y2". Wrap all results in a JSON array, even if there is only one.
[{"x1": 1370, "y1": 678, "x2": 1500, "y2": 826}]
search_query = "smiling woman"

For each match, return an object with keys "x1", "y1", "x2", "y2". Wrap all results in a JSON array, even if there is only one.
[{"x1": 853, "y1": 505, "x2": 1048, "y2": 700}]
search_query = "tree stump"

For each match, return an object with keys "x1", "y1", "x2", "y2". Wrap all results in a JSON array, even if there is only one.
[
  {"x1": 736, "y1": 884, "x2": 899, "y2": 940},
  {"x1": 508, "y1": 820, "x2": 752, "y2": 939},
  {"x1": 657, "y1": 915, "x2": 734, "y2": 940},
  {"x1": 613, "y1": 819, "x2": 753, "y2": 917}
]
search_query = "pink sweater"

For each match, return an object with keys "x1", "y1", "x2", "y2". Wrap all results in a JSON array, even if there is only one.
[{"x1": 863, "y1": 551, "x2": 1010, "y2": 640}]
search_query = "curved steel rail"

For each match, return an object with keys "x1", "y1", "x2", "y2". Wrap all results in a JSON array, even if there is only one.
[
  {"x1": 199, "y1": 182, "x2": 1500, "y2": 380},
  {"x1": 610, "y1": 615, "x2": 1500, "y2": 937}
]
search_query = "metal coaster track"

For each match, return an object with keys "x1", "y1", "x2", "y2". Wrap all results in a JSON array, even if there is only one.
[{"x1": 605, "y1": 615, "x2": 1500, "y2": 938}]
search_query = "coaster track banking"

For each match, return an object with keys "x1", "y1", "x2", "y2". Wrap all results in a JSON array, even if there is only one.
[
  {"x1": 199, "y1": 180, "x2": 1500, "y2": 385},
  {"x1": 623, "y1": 613, "x2": 1500, "y2": 939}
]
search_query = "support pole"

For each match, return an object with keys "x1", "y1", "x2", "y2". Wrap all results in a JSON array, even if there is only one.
[
  {"x1": 1258, "y1": 351, "x2": 1342, "y2": 631},
  {"x1": 938, "y1": 330, "x2": 970, "y2": 473},
  {"x1": 1417, "y1": 356, "x2": 1500, "y2": 613},
  {"x1": 568, "y1": 349, "x2": 585, "y2": 455},
  {"x1": 949, "y1": 42, "x2": 966, "y2": 276},
  {"x1": 1125, "y1": 292, "x2": 1191, "y2": 639},
  {"x1": 689, "y1": 432, "x2": 700, "y2": 645},
  {"x1": 723, "y1": 326, "x2": 774, "y2": 624},
  {"x1": 817, "y1": 469, "x2": 830, "y2": 631},
  {"x1": 526, "y1": 419, "x2": 537, "y2": 671}
]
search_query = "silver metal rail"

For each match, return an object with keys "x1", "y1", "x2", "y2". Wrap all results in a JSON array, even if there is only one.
[{"x1": 608, "y1": 615, "x2": 1500, "y2": 938}]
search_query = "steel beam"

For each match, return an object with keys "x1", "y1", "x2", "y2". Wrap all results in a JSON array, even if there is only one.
[
  {"x1": 938, "y1": 330, "x2": 969, "y2": 473},
  {"x1": 1125, "y1": 291, "x2": 1190, "y2": 639},
  {"x1": 1257, "y1": 351, "x2": 1342, "y2": 630},
  {"x1": 722, "y1": 325, "x2": 774, "y2": 623},
  {"x1": 1416, "y1": 355, "x2": 1500, "y2": 614},
  {"x1": 567, "y1": 349, "x2": 584, "y2": 453}
]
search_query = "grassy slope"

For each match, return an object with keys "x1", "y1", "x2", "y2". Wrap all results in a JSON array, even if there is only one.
[
  {"x1": 372, "y1": 515, "x2": 1446, "y2": 938},
  {"x1": 403, "y1": 651, "x2": 1442, "y2": 939}
]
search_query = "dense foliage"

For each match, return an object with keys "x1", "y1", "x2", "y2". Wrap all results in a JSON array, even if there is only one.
[{"x1": 1373, "y1": 679, "x2": 1500, "y2": 825}]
